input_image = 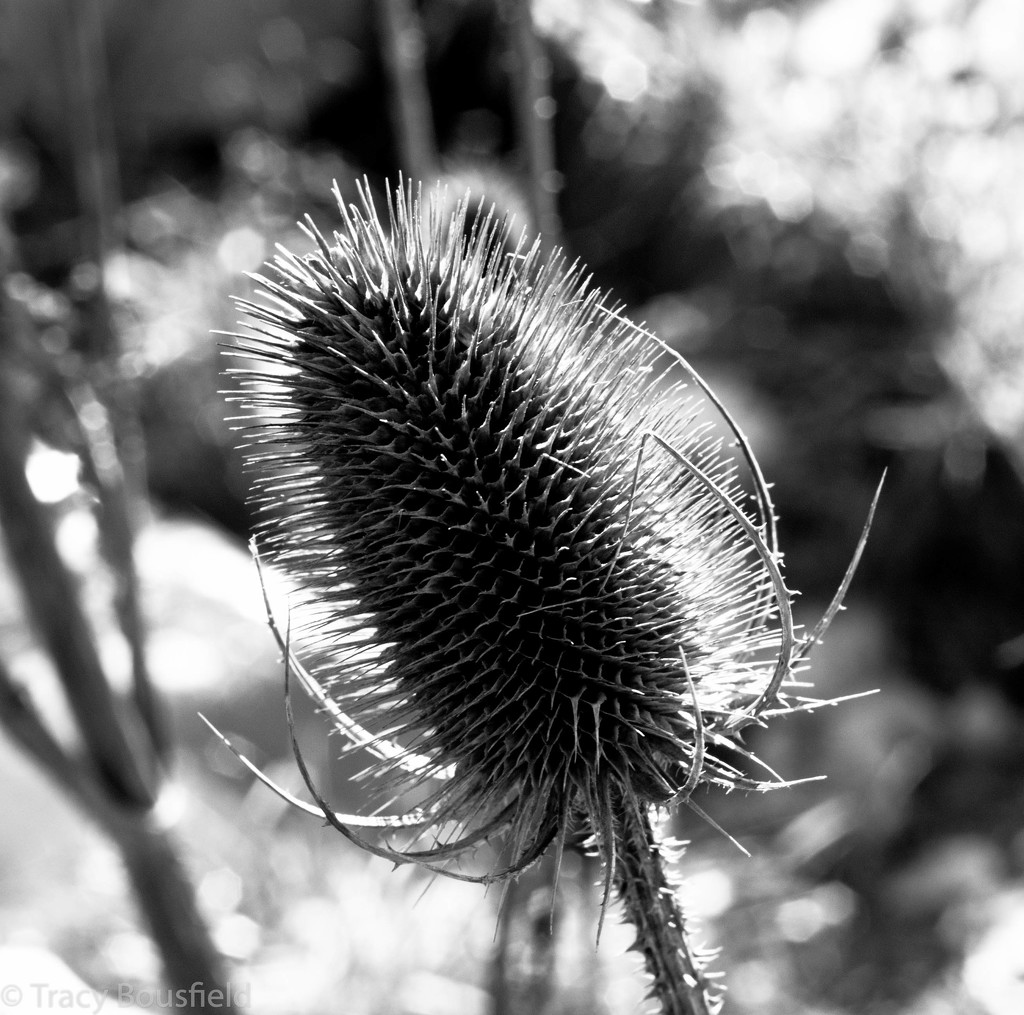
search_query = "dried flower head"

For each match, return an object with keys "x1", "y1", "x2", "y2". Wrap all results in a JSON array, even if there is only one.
[{"x1": 223, "y1": 180, "x2": 876, "y2": 1014}]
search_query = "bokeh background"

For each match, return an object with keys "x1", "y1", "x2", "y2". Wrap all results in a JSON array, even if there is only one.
[{"x1": 1, "y1": 0, "x2": 1023, "y2": 1013}]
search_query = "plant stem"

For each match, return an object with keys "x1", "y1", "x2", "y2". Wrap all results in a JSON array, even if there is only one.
[
  {"x1": 0, "y1": 371, "x2": 155, "y2": 808},
  {"x1": 0, "y1": 235, "x2": 233, "y2": 1015},
  {"x1": 376, "y1": 0, "x2": 439, "y2": 184},
  {"x1": 0, "y1": 660, "x2": 118, "y2": 822},
  {"x1": 615, "y1": 801, "x2": 716, "y2": 1015},
  {"x1": 72, "y1": 382, "x2": 171, "y2": 762},
  {"x1": 0, "y1": 663, "x2": 235, "y2": 1014},
  {"x1": 114, "y1": 811, "x2": 235, "y2": 1009},
  {"x1": 491, "y1": 864, "x2": 559, "y2": 1015},
  {"x1": 63, "y1": 0, "x2": 120, "y2": 360},
  {"x1": 502, "y1": 0, "x2": 563, "y2": 247},
  {"x1": 62, "y1": 0, "x2": 167, "y2": 762}
]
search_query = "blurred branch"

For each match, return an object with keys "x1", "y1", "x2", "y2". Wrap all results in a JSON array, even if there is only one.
[
  {"x1": 0, "y1": 656, "x2": 236, "y2": 1011},
  {"x1": 0, "y1": 659, "x2": 118, "y2": 823},
  {"x1": 63, "y1": 0, "x2": 120, "y2": 359},
  {"x1": 490, "y1": 843, "x2": 603, "y2": 1014},
  {"x1": 116, "y1": 811, "x2": 237, "y2": 1008},
  {"x1": 0, "y1": 287, "x2": 239, "y2": 1015},
  {"x1": 70, "y1": 380, "x2": 170, "y2": 762},
  {"x1": 375, "y1": 0, "x2": 439, "y2": 184},
  {"x1": 501, "y1": 0, "x2": 563, "y2": 249},
  {"x1": 0, "y1": 8, "x2": 232, "y2": 997},
  {"x1": 61, "y1": 0, "x2": 167, "y2": 762},
  {"x1": 491, "y1": 859, "x2": 560, "y2": 1015},
  {"x1": 0, "y1": 357, "x2": 155, "y2": 808}
]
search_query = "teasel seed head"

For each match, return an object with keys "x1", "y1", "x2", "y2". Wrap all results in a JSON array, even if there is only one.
[{"x1": 224, "y1": 178, "x2": 878, "y2": 1013}]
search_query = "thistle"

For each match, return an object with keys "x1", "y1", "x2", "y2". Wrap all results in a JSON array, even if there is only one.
[{"x1": 222, "y1": 180, "x2": 876, "y2": 1015}]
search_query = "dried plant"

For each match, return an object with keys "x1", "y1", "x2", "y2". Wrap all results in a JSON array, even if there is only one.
[{"x1": 217, "y1": 180, "x2": 877, "y2": 1015}]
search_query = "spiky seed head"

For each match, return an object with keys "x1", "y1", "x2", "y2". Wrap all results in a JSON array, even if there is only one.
[{"x1": 230, "y1": 180, "x2": 794, "y2": 878}]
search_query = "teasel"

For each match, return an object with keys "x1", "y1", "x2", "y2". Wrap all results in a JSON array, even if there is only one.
[{"x1": 219, "y1": 179, "x2": 878, "y2": 1015}]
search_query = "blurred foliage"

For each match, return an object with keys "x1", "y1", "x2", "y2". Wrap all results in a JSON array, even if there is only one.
[{"x1": 1, "y1": 1, "x2": 1024, "y2": 1014}]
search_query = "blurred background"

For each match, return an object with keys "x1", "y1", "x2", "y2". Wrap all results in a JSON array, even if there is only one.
[{"x1": 0, "y1": 0, "x2": 1023, "y2": 1013}]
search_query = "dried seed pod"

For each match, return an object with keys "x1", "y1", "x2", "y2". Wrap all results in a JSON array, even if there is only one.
[{"x1": 224, "y1": 180, "x2": 876, "y2": 1015}]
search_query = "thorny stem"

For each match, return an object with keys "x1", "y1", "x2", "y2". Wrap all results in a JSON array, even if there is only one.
[{"x1": 615, "y1": 802, "x2": 716, "y2": 1015}]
